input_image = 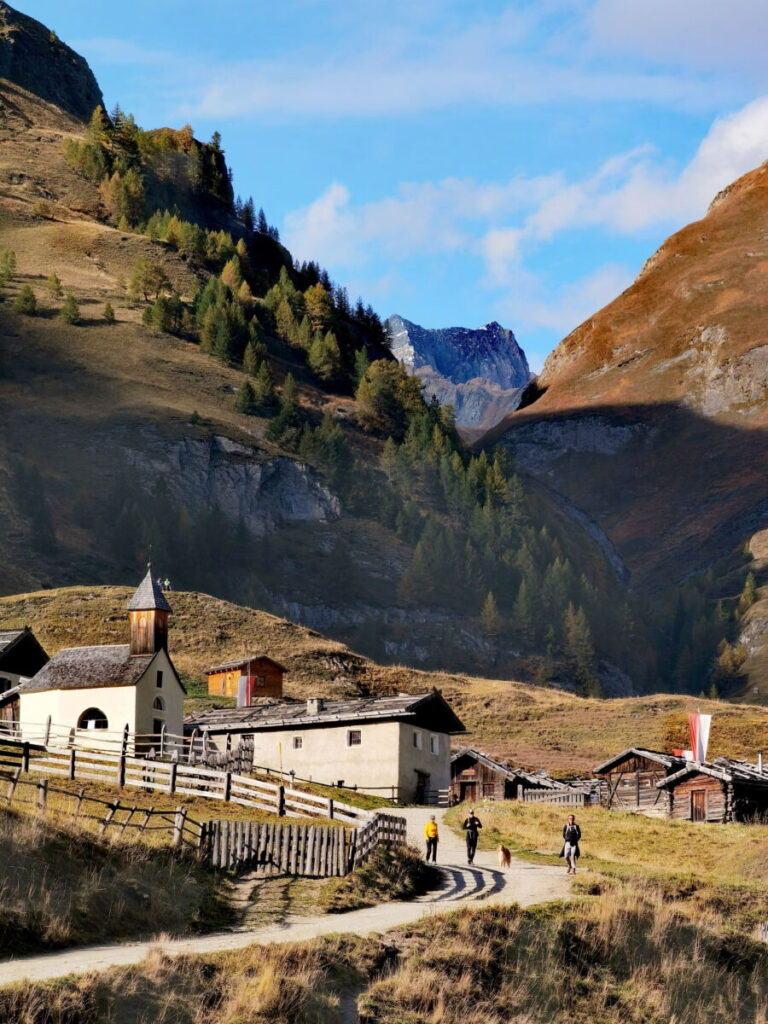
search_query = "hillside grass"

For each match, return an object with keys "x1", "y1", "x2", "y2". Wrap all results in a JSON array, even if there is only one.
[
  {"x1": 0, "y1": 808, "x2": 232, "y2": 958},
  {"x1": 4, "y1": 585, "x2": 768, "y2": 772},
  {"x1": 6, "y1": 880, "x2": 768, "y2": 1024}
]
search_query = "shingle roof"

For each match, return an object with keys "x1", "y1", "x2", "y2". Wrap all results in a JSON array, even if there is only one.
[
  {"x1": 18, "y1": 645, "x2": 154, "y2": 693},
  {"x1": 126, "y1": 568, "x2": 172, "y2": 613},
  {"x1": 0, "y1": 628, "x2": 27, "y2": 655},
  {"x1": 451, "y1": 747, "x2": 569, "y2": 789},
  {"x1": 205, "y1": 655, "x2": 287, "y2": 675},
  {"x1": 187, "y1": 690, "x2": 465, "y2": 734},
  {"x1": 658, "y1": 757, "x2": 768, "y2": 789},
  {"x1": 593, "y1": 747, "x2": 686, "y2": 774}
]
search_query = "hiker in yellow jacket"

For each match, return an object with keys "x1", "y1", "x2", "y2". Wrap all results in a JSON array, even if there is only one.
[{"x1": 424, "y1": 814, "x2": 439, "y2": 862}]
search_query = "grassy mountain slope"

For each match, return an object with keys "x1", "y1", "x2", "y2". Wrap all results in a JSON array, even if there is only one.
[{"x1": 3, "y1": 585, "x2": 768, "y2": 774}]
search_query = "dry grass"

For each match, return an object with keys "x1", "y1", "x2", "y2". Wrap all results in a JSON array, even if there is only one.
[
  {"x1": 5, "y1": 586, "x2": 768, "y2": 773},
  {"x1": 0, "y1": 808, "x2": 232, "y2": 958},
  {"x1": 5, "y1": 883, "x2": 768, "y2": 1023}
]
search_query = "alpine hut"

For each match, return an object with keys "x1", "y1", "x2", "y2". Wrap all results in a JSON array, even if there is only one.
[{"x1": 593, "y1": 748, "x2": 687, "y2": 811}]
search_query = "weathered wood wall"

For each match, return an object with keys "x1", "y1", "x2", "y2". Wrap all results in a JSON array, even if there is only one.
[
  {"x1": 600, "y1": 756, "x2": 668, "y2": 810},
  {"x1": 669, "y1": 774, "x2": 727, "y2": 822}
]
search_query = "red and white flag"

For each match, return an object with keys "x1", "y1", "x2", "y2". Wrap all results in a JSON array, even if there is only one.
[{"x1": 688, "y1": 713, "x2": 712, "y2": 762}]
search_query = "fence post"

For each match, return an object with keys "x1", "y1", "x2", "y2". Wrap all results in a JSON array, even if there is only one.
[
  {"x1": 44, "y1": 715, "x2": 51, "y2": 746},
  {"x1": 5, "y1": 768, "x2": 20, "y2": 806},
  {"x1": 68, "y1": 747, "x2": 76, "y2": 781},
  {"x1": 277, "y1": 785, "x2": 285, "y2": 817},
  {"x1": 173, "y1": 806, "x2": 187, "y2": 848},
  {"x1": 72, "y1": 787, "x2": 85, "y2": 823},
  {"x1": 100, "y1": 800, "x2": 118, "y2": 837},
  {"x1": 160, "y1": 723, "x2": 166, "y2": 760},
  {"x1": 116, "y1": 752, "x2": 126, "y2": 789},
  {"x1": 36, "y1": 779, "x2": 48, "y2": 814},
  {"x1": 22, "y1": 741, "x2": 30, "y2": 773},
  {"x1": 121, "y1": 724, "x2": 129, "y2": 758},
  {"x1": 186, "y1": 727, "x2": 197, "y2": 763},
  {"x1": 328, "y1": 798, "x2": 334, "y2": 820},
  {"x1": 223, "y1": 771, "x2": 232, "y2": 803},
  {"x1": 168, "y1": 760, "x2": 178, "y2": 795}
]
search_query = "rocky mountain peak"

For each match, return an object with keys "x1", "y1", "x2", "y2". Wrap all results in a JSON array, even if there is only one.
[
  {"x1": 0, "y1": 3, "x2": 103, "y2": 121},
  {"x1": 386, "y1": 313, "x2": 530, "y2": 433}
]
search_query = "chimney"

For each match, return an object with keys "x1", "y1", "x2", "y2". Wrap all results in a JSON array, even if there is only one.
[{"x1": 306, "y1": 698, "x2": 325, "y2": 715}]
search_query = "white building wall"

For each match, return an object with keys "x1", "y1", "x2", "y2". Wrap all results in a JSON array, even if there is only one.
[
  {"x1": 251, "y1": 720, "x2": 404, "y2": 799},
  {"x1": 134, "y1": 650, "x2": 184, "y2": 739},
  {"x1": 247, "y1": 718, "x2": 453, "y2": 802},
  {"x1": 18, "y1": 685, "x2": 138, "y2": 747}
]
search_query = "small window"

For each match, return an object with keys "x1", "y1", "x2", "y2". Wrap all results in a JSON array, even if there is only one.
[
  {"x1": 348, "y1": 729, "x2": 362, "y2": 746},
  {"x1": 256, "y1": 675, "x2": 266, "y2": 688},
  {"x1": 483, "y1": 783, "x2": 495, "y2": 798},
  {"x1": 156, "y1": 670, "x2": 163, "y2": 688},
  {"x1": 413, "y1": 730, "x2": 422, "y2": 750},
  {"x1": 430, "y1": 735, "x2": 440, "y2": 755},
  {"x1": 153, "y1": 696, "x2": 165, "y2": 711},
  {"x1": 292, "y1": 736, "x2": 303, "y2": 750},
  {"x1": 78, "y1": 707, "x2": 108, "y2": 730}
]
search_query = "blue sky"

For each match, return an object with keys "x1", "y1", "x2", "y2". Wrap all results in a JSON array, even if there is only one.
[{"x1": 24, "y1": 0, "x2": 768, "y2": 369}]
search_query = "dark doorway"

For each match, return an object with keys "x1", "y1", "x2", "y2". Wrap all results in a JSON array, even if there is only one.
[
  {"x1": 691, "y1": 790, "x2": 707, "y2": 822},
  {"x1": 460, "y1": 781, "x2": 477, "y2": 803},
  {"x1": 415, "y1": 770, "x2": 430, "y2": 804}
]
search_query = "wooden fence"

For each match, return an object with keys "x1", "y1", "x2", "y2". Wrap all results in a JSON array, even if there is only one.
[
  {"x1": 0, "y1": 737, "x2": 372, "y2": 826},
  {"x1": 204, "y1": 811, "x2": 408, "y2": 875},
  {"x1": 522, "y1": 789, "x2": 586, "y2": 807},
  {"x1": 3, "y1": 769, "x2": 202, "y2": 848}
]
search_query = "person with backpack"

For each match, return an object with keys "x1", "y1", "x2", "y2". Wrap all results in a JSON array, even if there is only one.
[
  {"x1": 424, "y1": 815, "x2": 439, "y2": 862},
  {"x1": 462, "y1": 808, "x2": 483, "y2": 865},
  {"x1": 560, "y1": 814, "x2": 581, "y2": 873}
]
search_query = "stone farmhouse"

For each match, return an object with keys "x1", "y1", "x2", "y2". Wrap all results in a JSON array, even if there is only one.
[
  {"x1": 188, "y1": 691, "x2": 466, "y2": 804},
  {"x1": 17, "y1": 569, "x2": 184, "y2": 745}
]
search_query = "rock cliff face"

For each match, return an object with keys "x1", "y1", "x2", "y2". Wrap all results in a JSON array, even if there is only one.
[
  {"x1": 0, "y1": 3, "x2": 103, "y2": 121},
  {"x1": 386, "y1": 314, "x2": 530, "y2": 432}
]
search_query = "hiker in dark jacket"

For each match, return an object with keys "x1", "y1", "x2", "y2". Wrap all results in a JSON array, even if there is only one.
[
  {"x1": 462, "y1": 808, "x2": 483, "y2": 865},
  {"x1": 560, "y1": 814, "x2": 581, "y2": 874}
]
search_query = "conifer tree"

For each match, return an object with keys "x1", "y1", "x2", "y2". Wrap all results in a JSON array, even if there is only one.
[
  {"x1": 243, "y1": 341, "x2": 260, "y2": 376},
  {"x1": 738, "y1": 572, "x2": 758, "y2": 614},
  {"x1": 12, "y1": 285, "x2": 36, "y2": 315},
  {"x1": 564, "y1": 603, "x2": 600, "y2": 696},
  {"x1": 234, "y1": 381, "x2": 256, "y2": 415},
  {"x1": 46, "y1": 273, "x2": 63, "y2": 298},
  {"x1": 59, "y1": 293, "x2": 81, "y2": 325},
  {"x1": 253, "y1": 361, "x2": 277, "y2": 410},
  {"x1": 480, "y1": 591, "x2": 503, "y2": 638},
  {"x1": 353, "y1": 348, "x2": 370, "y2": 388}
]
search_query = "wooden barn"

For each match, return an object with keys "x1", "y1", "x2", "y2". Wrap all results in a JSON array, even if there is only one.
[
  {"x1": 657, "y1": 759, "x2": 768, "y2": 823},
  {"x1": 450, "y1": 748, "x2": 567, "y2": 803},
  {"x1": 0, "y1": 627, "x2": 49, "y2": 729},
  {"x1": 593, "y1": 748, "x2": 687, "y2": 812},
  {"x1": 205, "y1": 655, "x2": 285, "y2": 705}
]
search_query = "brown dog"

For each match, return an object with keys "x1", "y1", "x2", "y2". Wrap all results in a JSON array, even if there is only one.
[{"x1": 497, "y1": 844, "x2": 512, "y2": 869}]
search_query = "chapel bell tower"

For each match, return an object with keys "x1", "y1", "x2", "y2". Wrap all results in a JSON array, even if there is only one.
[{"x1": 127, "y1": 565, "x2": 172, "y2": 656}]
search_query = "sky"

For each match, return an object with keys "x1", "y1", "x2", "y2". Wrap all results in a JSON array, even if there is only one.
[{"x1": 23, "y1": 0, "x2": 768, "y2": 370}]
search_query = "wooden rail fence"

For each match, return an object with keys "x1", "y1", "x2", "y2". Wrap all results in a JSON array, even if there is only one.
[
  {"x1": 0, "y1": 737, "x2": 371, "y2": 825},
  {"x1": 522, "y1": 789, "x2": 587, "y2": 807},
  {"x1": 204, "y1": 811, "x2": 408, "y2": 875},
  {"x1": 3, "y1": 769, "x2": 202, "y2": 848}
]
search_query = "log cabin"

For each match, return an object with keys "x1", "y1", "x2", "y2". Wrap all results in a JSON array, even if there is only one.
[
  {"x1": 205, "y1": 655, "x2": 285, "y2": 705},
  {"x1": 593, "y1": 748, "x2": 687, "y2": 811},
  {"x1": 657, "y1": 758, "x2": 768, "y2": 823},
  {"x1": 450, "y1": 747, "x2": 568, "y2": 803}
]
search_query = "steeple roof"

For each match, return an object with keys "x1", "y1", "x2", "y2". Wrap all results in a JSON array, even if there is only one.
[{"x1": 126, "y1": 567, "x2": 172, "y2": 613}]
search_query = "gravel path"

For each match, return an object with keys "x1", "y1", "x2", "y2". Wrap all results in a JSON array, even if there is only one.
[{"x1": 0, "y1": 807, "x2": 570, "y2": 987}]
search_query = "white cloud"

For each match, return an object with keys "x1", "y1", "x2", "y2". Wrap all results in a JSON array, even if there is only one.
[
  {"x1": 589, "y1": 0, "x2": 768, "y2": 84},
  {"x1": 500, "y1": 263, "x2": 634, "y2": 335}
]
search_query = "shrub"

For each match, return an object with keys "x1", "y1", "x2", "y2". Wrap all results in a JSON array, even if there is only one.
[
  {"x1": 103, "y1": 302, "x2": 116, "y2": 324},
  {"x1": 59, "y1": 293, "x2": 81, "y2": 325},
  {"x1": 320, "y1": 845, "x2": 438, "y2": 913},
  {"x1": 46, "y1": 273, "x2": 63, "y2": 298},
  {"x1": 12, "y1": 285, "x2": 36, "y2": 315}
]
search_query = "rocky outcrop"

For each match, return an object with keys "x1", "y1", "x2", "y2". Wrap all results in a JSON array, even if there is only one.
[
  {"x1": 386, "y1": 315, "x2": 530, "y2": 431},
  {"x1": 123, "y1": 432, "x2": 340, "y2": 535},
  {"x1": 0, "y1": 4, "x2": 103, "y2": 121}
]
